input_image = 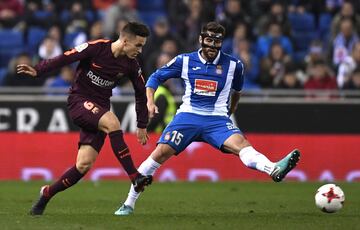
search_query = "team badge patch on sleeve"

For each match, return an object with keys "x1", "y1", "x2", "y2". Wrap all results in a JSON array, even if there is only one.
[
  {"x1": 194, "y1": 79, "x2": 218, "y2": 96},
  {"x1": 75, "y1": 43, "x2": 89, "y2": 52}
]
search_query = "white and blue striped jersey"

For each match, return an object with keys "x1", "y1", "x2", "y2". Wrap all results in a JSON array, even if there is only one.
[{"x1": 146, "y1": 49, "x2": 244, "y2": 116}]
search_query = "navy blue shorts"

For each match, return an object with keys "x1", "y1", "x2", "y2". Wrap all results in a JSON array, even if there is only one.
[{"x1": 158, "y1": 112, "x2": 242, "y2": 154}]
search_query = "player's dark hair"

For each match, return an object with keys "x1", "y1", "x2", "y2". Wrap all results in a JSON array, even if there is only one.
[
  {"x1": 201, "y1": 22, "x2": 226, "y2": 37},
  {"x1": 122, "y1": 22, "x2": 150, "y2": 38}
]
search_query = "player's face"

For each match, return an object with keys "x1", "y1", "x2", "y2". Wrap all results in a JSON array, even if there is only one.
[
  {"x1": 124, "y1": 35, "x2": 147, "y2": 59},
  {"x1": 200, "y1": 32, "x2": 223, "y2": 61}
]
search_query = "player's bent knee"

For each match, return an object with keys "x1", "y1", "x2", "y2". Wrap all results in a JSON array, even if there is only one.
[{"x1": 76, "y1": 161, "x2": 93, "y2": 174}]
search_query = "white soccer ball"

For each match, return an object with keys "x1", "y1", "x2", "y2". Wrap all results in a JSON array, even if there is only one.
[{"x1": 315, "y1": 184, "x2": 345, "y2": 213}]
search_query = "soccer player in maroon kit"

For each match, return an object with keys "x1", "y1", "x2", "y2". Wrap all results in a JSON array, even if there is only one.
[{"x1": 17, "y1": 22, "x2": 153, "y2": 215}]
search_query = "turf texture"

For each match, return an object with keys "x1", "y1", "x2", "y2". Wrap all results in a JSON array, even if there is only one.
[{"x1": 0, "y1": 181, "x2": 359, "y2": 230}]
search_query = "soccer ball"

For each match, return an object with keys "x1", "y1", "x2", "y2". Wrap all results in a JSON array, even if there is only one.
[{"x1": 315, "y1": 184, "x2": 345, "y2": 213}]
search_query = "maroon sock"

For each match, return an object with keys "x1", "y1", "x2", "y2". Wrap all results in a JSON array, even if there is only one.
[
  {"x1": 109, "y1": 130, "x2": 138, "y2": 180},
  {"x1": 46, "y1": 165, "x2": 84, "y2": 197}
]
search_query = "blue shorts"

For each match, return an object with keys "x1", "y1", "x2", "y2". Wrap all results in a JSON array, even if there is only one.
[{"x1": 158, "y1": 112, "x2": 242, "y2": 154}]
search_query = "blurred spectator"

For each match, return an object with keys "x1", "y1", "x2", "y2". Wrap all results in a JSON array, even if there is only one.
[
  {"x1": 167, "y1": 0, "x2": 215, "y2": 40},
  {"x1": 143, "y1": 17, "x2": 174, "y2": 59},
  {"x1": 331, "y1": 18, "x2": 359, "y2": 66},
  {"x1": 92, "y1": 0, "x2": 117, "y2": 10},
  {"x1": 218, "y1": 0, "x2": 251, "y2": 38},
  {"x1": 277, "y1": 70, "x2": 303, "y2": 89},
  {"x1": 38, "y1": 36, "x2": 63, "y2": 60},
  {"x1": 48, "y1": 25, "x2": 63, "y2": 44},
  {"x1": 260, "y1": 42, "x2": 292, "y2": 88},
  {"x1": 232, "y1": 39, "x2": 260, "y2": 89},
  {"x1": 147, "y1": 52, "x2": 178, "y2": 133},
  {"x1": 166, "y1": 0, "x2": 189, "y2": 32},
  {"x1": 3, "y1": 52, "x2": 45, "y2": 86},
  {"x1": 102, "y1": 0, "x2": 139, "y2": 38},
  {"x1": 46, "y1": 66, "x2": 75, "y2": 91},
  {"x1": 337, "y1": 41, "x2": 360, "y2": 88},
  {"x1": 331, "y1": 1, "x2": 360, "y2": 39},
  {"x1": 256, "y1": 1, "x2": 291, "y2": 36},
  {"x1": 256, "y1": 22, "x2": 293, "y2": 59},
  {"x1": 110, "y1": 17, "x2": 129, "y2": 40},
  {"x1": 0, "y1": 0, "x2": 23, "y2": 28},
  {"x1": 145, "y1": 38, "x2": 178, "y2": 76},
  {"x1": 23, "y1": 0, "x2": 58, "y2": 29},
  {"x1": 222, "y1": 22, "x2": 252, "y2": 54},
  {"x1": 176, "y1": 0, "x2": 206, "y2": 51},
  {"x1": 343, "y1": 67, "x2": 360, "y2": 89},
  {"x1": 64, "y1": 1, "x2": 89, "y2": 33},
  {"x1": 88, "y1": 20, "x2": 104, "y2": 40},
  {"x1": 304, "y1": 40, "x2": 326, "y2": 76},
  {"x1": 304, "y1": 60, "x2": 337, "y2": 89}
]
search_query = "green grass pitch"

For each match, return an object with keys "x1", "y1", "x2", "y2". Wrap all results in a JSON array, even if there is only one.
[{"x1": 0, "y1": 181, "x2": 359, "y2": 230}]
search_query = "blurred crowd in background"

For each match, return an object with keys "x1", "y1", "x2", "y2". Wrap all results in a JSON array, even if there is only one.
[{"x1": 0, "y1": 0, "x2": 360, "y2": 94}]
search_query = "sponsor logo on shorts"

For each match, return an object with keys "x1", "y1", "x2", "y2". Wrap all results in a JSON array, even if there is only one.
[
  {"x1": 87, "y1": 70, "x2": 114, "y2": 88},
  {"x1": 226, "y1": 122, "x2": 237, "y2": 130},
  {"x1": 194, "y1": 79, "x2": 218, "y2": 96}
]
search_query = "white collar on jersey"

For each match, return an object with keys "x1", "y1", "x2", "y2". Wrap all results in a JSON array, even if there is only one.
[{"x1": 197, "y1": 49, "x2": 221, "y2": 65}]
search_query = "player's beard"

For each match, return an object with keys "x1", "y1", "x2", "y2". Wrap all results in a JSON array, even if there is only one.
[{"x1": 202, "y1": 47, "x2": 218, "y2": 62}]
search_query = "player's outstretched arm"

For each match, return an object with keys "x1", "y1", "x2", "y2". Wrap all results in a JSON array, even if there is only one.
[
  {"x1": 16, "y1": 64, "x2": 37, "y2": 77},
  {"x1": 146, "y1": 87, "x2": 159, "y2": 119}
]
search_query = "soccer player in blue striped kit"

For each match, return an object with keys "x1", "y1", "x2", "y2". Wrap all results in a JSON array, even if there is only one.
[{"x1": 115, "y1": 22, "x2": 301, "y2": 215}]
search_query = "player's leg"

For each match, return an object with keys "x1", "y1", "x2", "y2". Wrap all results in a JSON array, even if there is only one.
[
  {"x1": 115, "y1": 113, "x2": 199, "y2": 215},
  {"x1": 222, "y1": 134, "x2": 300, "y2": 182},
  {"x1": 30, "y1": 145, "x2": 99, "y2": 215},
  {"x1": 222, "y1": 134, "x2": 277, "y2": 175},
  {"x1": 115, "y1": 144, "x2": 176, "y2": 215},
  {"x1": 98, "y1": 111, "x2": 151, "y2": 190}
]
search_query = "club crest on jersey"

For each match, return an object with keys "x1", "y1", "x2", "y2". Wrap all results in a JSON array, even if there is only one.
[
  {"x1": 194, "y1": 79, "x2": 218, "y2": 96},
  {"x1": 216, "y1": 65, "x2": 222, "y2": 74},
  {"x1": 164, "y1": 132, "x2": 171, "y2": 141}
]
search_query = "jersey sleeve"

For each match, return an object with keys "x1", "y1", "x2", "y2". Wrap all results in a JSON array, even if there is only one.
[
  {"x1": 232, "y1": 60, "x2": 245, "y2": 92},
  {"x1": 34, "y1": 41, "x2": 104, "y2": 76},
  {"x1": 128, "y1": 62, "x2": 148, "y2": 128},
  {"x1": 146, "y1": 55, "x2": 183, "y2": 90}
]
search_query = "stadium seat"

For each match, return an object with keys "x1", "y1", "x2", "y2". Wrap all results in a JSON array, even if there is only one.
[
  {"x1": 33, "y1": 10, "x2": 52, "y2": 20},
  {"x1": 288, "y1": 13, "x2": 316, "y2": 31},
  {"x1": 0, "y1": 67, "x2": 7, "y2": 85},
  {"x1": 138, "y1": 11, "x2": 167, "y2": 28},
  {"x1": 319, "y1": 13, "x2": 332, "y2": 42},
  {"x1": 0, "y1": 30, "x2": 24, "y2": 48},
  {"x1": 27, "y1": 27, "x2": 47, "y2": 54},
  {"x1": 292, "y1": 31, "x2": 318, "y2": 51},
  {"x1": 61, "y1": 10, "x2": 96, "y2": 23},
  {"x1": 0, "y1": 30, "x2": 25, "y2": 67},
  {"x1": 137, "y1": 0, "x2": 164, "y2": 11}
]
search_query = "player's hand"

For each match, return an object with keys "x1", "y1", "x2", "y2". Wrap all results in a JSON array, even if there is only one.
[
  {"x1": 136, "y1": 128, "x2": 149, "y2": 145},
  {"x1": 16, "y1": 64, "x2": 37, "y2": 77},
  {"x1": 147, "y1": 102, "x2": 159, "y2": 119}
]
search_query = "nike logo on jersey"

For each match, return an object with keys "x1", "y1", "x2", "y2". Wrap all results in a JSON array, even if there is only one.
[
  {"x1": 92, "y1": 62, "x2": 102, "y2": 68},
  {"x1": 192, "y1": 67, "x2": 201, "y2": 70}
]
